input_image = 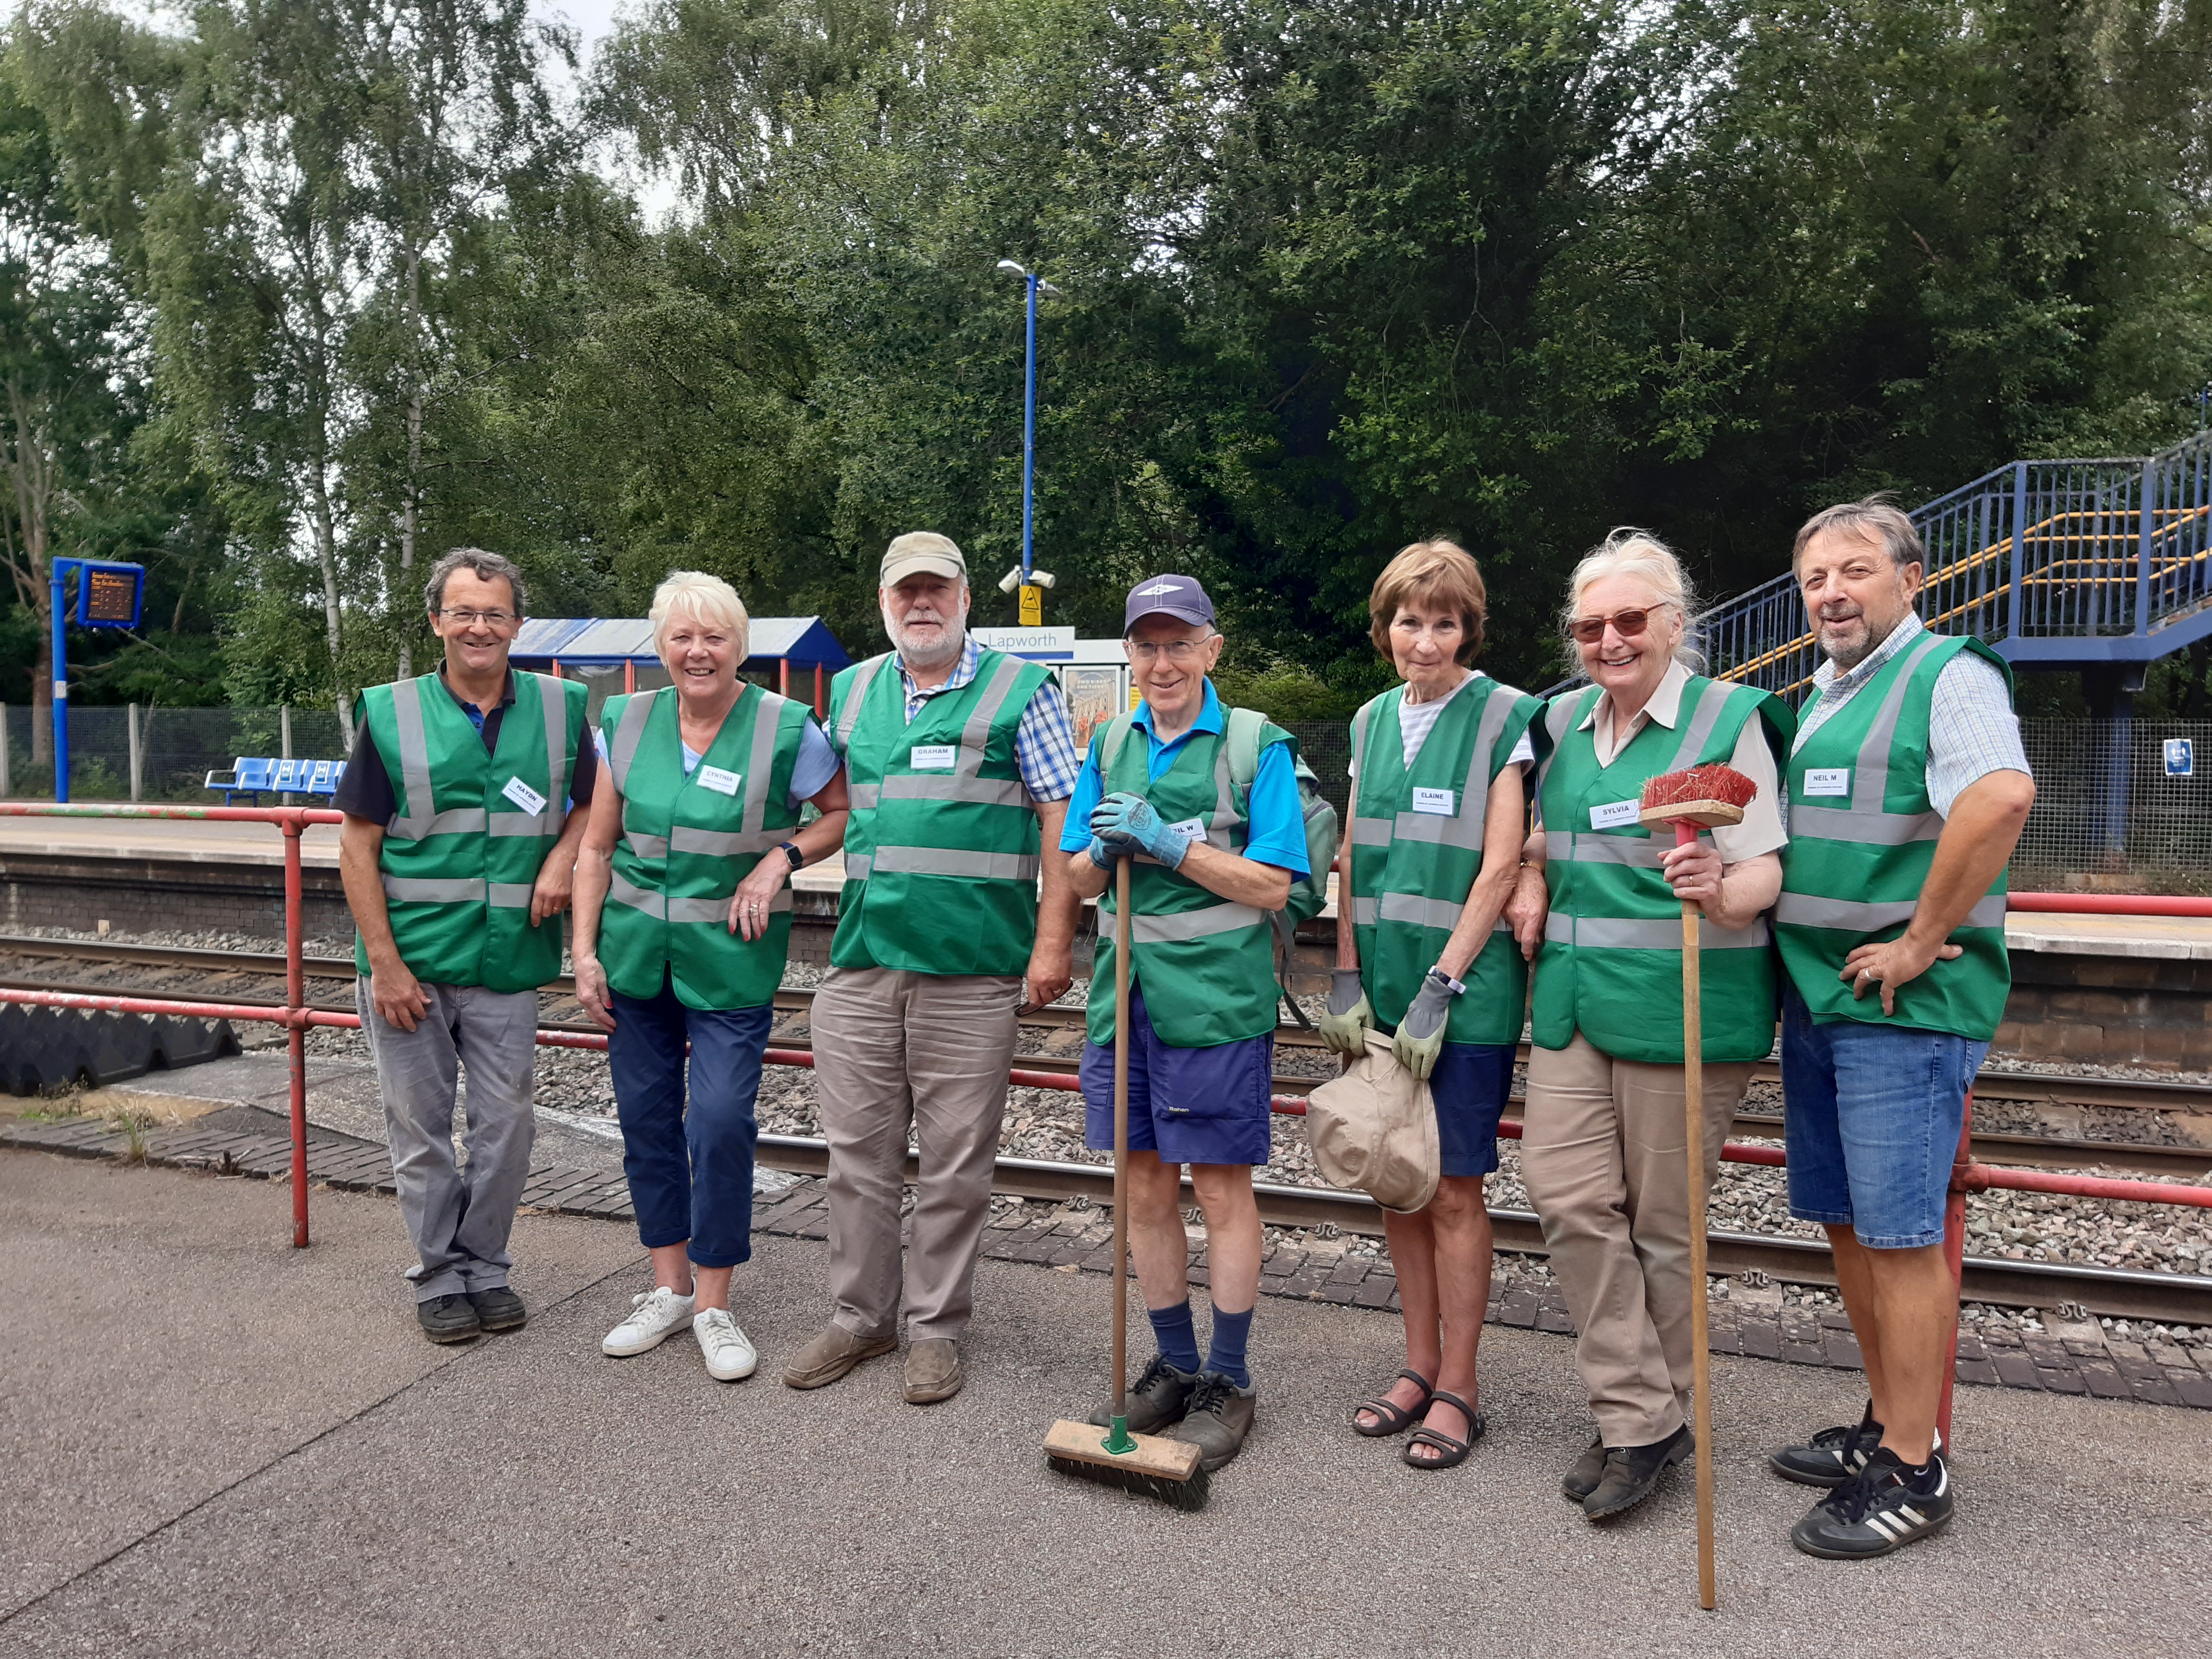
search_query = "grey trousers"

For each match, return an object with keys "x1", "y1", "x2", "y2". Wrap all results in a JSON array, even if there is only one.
[
  {"x1": 357, "y1": 979, "x2": 540, "y2": 1303},
  {"x1": 810, "y1": 966, "x2": 1023, "y2": 1343}
]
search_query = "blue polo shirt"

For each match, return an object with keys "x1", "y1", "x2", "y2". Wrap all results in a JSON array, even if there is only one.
[{"x1": 1058, "y1": 681, "x2": 1310, "y2": 875}]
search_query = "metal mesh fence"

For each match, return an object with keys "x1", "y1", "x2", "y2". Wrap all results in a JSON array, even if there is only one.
[{"x1": 0, "y1": 705, "x2": 351, "y2": 802}]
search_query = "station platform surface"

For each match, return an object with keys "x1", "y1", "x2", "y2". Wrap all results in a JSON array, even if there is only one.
[{"x1": 2, "y1": 1149, "x2": 2202, "y2": 1656}]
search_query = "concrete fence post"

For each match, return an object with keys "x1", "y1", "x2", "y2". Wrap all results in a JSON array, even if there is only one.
[
  {"x1": 280, "y1": 703, "x2": 292, "y2": 806},
  {"x1": 128, "y1": 702, "x2": 142, "y2": 802},
  {"x1": 0, "y1": 702, "x2": 10, "y2": 799}
]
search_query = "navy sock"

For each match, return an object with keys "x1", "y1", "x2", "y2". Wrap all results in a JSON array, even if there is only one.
[
  {"x1": 1146, "y1": 1301, "x2": 1202, "y2": 1373},
  {"x1": 1206, "y1": 1304, "x2": 1253, "y2": 1388}
]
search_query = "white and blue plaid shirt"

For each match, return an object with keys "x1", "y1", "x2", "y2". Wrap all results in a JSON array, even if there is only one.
[
  {"x1": 893, "y1": 636, "x2": 1082, "y2": 803},
  {"x1": 1792, "y1": 612, "x2": 2031, "y2": 818}
]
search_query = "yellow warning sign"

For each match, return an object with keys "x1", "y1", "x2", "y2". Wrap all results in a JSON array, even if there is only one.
[{"x1": 1018, "y1": 584, "x2": 1042, "y2": 625}]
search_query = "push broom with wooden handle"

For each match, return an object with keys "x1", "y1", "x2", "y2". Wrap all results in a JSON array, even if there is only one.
[{"x1": 1639, "y1": 761, "x2": 1760, "y2": 1612}]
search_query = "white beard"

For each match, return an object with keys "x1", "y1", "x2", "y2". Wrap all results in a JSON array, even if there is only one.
[{"x1": 884, "y1": 601, "x2": 968, "y2": 670}]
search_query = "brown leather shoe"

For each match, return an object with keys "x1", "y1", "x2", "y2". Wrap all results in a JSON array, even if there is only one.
[
  {"x1": 903, "y1": 1337, "x2": 964, "y2": 1404},
  {"x1": 1173, "y1": 1370, "x2": 1258, "y2": 1472},
  {"x1": 781, "y1": 1322, "x2": 896, "y2": 1389}
]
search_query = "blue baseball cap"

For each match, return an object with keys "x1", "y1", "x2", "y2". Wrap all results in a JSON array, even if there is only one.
[{"x1": 1123, "y1": 573, "x2": 1215, "y2": 634}]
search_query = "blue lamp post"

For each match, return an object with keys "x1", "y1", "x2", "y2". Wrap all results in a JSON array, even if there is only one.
[
  {"x1": 47, "y1": 557, "x2": 145, "y2": 802},
  {"x1": 995, "y1": 259, "x2": 1061, "y2": 620}
]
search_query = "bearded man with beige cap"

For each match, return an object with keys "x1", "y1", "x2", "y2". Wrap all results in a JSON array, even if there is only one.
[{"x1": 786, "y1": 531, "x2": 1083, "y2": 1403}]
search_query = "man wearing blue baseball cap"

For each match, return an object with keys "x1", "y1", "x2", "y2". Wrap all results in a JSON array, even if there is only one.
[{"x1": 1059, "y1": 573, "x2": 1312, "y2": 1472}]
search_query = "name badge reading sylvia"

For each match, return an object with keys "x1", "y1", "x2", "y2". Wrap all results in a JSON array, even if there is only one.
[
  {"x1": 696, "y1": 764, "x2": 741, "y2": 797},
  {"x1": 1411, "y1": 787, "x2": 1456, "y2": 816},
  {"x1": 909, "y1": 744, "x2": 957, "y2": 770},
  {"x1": 500, "y1": 776, "x2": 548, "y2": 817},
  {"x1": 1803, "y1": 768, "x2": 1850, "y2": 797},
  {"x1": 1589, "y1": 798, "x2": 1641, "y2": 830},
  {"x1": 1166, "y1": 817, "x2": 1207, "y2": 844}
]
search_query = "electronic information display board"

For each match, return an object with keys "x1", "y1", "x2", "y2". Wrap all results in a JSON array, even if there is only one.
[{"x1": 75, "y1": 562, "x2": 144, "y2": 629}]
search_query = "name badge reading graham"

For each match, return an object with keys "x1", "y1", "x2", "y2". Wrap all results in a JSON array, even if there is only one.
[
  {"x1": 696, "y1": 764, "x2": 742, "y2": 797},
  {"x1": 1803, "y1": 768, "x2": 1850, "y2": 797},
  {"x1": 1589, "y1": 798, "x2": 1641, "y2": 830},
  {"x1": 1411, "y1": 787, "x2": 1456, "y2": 816},
  {"x1": 500, "y1": 775, "x2": 548, "y2": 817},
  {"x1": 909, "y1": 744, "x2": 957, "y2": 770}
]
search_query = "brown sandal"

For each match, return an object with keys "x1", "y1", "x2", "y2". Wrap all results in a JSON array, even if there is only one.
[
  {"x1": 1403, "y1": 1389, "x2": 1488, "y2": 1470},
  {"x1": 1352, "y1": 1369, "x2": 1433, "y2": 1437}
]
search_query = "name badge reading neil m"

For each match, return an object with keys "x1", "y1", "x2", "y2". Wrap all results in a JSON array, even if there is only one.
[
  {"x1": 1803, "y1": 768, "x2": 1850, "y2": 797},
  {"x1": 1588, "y1": 798, "x2": 1641, "y2": 830},
  {"x1": 500, "y1": 776, "x2": 548, "y2": 817},
  {"x1": 696, "y1": 764, "x2": 742, "y2": 797},
  {"x1": 1166, "y1": 817, "x2": 1207, "y2": 844},
  {"x1": 909, "y1": 744, "x2": 957, "y2": 770},
  {"x1": 1411, "y1": 787, "x2": 1456, "y2": 816}
]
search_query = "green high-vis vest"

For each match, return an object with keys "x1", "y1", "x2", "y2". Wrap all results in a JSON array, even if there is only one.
[
  {"x1": 1347, "y1": 676, "x2": 1543, "y2": 1045},
  {"x1": 1089, "y1": 695, "x2": 1297, "y2": 1050},
  {"x1": 1530, "y1": 674, "x2": 1793, "y2": 1065},
  {"x1": 828, "y1": 647, "x2": 1053, "y2": 978},
  {"x1": 1776, "y1": 631, "x2": 2013, "y2": 1040},
  {"x1": 598, "y1": 684, "x2": 808, "y2": 1011},
  {"x1": 354, "y1": 669, "x2": 588, "y2": 993}
]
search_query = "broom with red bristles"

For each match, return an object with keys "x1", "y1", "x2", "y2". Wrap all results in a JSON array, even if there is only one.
[{"x1": 1639, "y1": 762, "x2": 1760, "y2": 1612}]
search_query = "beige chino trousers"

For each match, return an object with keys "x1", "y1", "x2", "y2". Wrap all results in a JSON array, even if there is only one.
[
  {"x1": 810, "y1": 965, "x2": 1023, "y2": 1344},
  {"x1": 1520, "y1": 1031, "x2": 1751, "y2": 1449}
]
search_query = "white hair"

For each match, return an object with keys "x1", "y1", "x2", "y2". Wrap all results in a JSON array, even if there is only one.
[
  {"x1": 649, "y1": 570, "x2": 750, "y2": 666},
  {"x1": 1560, "y1": 527, "x2": 1704, "y2": 670}
]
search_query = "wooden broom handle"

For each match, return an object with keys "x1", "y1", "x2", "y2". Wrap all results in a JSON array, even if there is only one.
[
  {"x1": 1112, "y1": 855, "x2": 1133, "y2": 1420},
  {"x1": 1677, "y1": 822, "x2": 1718, "y2": 1611}
]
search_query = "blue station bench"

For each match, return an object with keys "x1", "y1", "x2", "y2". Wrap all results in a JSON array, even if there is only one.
[{"x1": 204, "y1": 757, "x2": 347, "y2": 806}]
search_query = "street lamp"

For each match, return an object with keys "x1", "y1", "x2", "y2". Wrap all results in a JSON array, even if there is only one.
[{"x1": 995, "y1": 259, "x2": 1061, "y2": 621}]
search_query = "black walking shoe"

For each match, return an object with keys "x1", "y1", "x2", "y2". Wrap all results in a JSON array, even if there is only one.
[
  {"x1": 417, "y1": 1294, "x2": 481, "y2": 1344},
  {"x1": 1771, "y1": 1403, "x2": 1940, "y2": 1489},
  {"x1": 1791, "y1": 1448, "x2": 1954, "y2": 1559},
  {"x1": 1582, "y1": 1424, "x2": 1693, "y2": 1521},
  {"x1": 466, "y1": 1286, "x2": 527, "y2": 1333},
  {"x1": 1173, "y1": 1370, "x2": 1258, "y2": 1473},
  {"x1": 1562, "y1": 1434, "x2": 1608, "y2": 1503},
  {"x1": 1088, "y1": 1355, "x2": 1199, "y2": 1434}
]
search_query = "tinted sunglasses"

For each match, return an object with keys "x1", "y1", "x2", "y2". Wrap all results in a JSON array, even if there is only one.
[{"x1": 1568, "y1": 607, "x2": 1657, "y2": 645}]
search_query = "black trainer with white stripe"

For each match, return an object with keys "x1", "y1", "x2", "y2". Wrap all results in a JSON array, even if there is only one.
[
  {"x1": 1791, "y1": 1448, "x2": 1954, "y2": 1559},
  {"x1": 1770, "y1": 1404, "x2": 1941, "y2": 1489}
]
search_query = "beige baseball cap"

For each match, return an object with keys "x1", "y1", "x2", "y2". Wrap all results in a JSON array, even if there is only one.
[{"x1": 879, "y1": 531, "x2": 968, "y2": 588}]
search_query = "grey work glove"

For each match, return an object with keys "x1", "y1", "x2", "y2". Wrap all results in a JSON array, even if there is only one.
[
  {"x1": 1317, "y1": 968, "x2": 1373, "y2": 1057},
  {"x1": 1392, "y1": 968, "x2": 1461, "y2": 1081}
]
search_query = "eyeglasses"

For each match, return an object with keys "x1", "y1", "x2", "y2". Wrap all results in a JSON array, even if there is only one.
[
  {"x1": 439, "y1": 608, "x2": 516, "y2": 628},
  {"x1": 1126, "y1": 637, "x2": 1213, "y2": 663},
  {"x1": 1567, "y1": 607, "x2": 1659, "y2": 645}
]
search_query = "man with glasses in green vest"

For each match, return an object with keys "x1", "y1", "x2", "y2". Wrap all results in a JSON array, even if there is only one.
[
  {"x1": 1767, "y1": 499, "x2": 2033, "y2": 1560},
  {"x1": 1059, "y1": 574, "x2": 1313, "y2": 1473},
  {"x1": 337, "y1": 547, "x2": 593, "y2": 1345},
  {"x1": 787, "y1": 532, "x2": 1083, "y2": 1406}
]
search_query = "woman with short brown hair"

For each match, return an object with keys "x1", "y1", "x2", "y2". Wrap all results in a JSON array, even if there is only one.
[{"x1": 1320, "y1": 539, "x2": 1544, "y2": 1469}]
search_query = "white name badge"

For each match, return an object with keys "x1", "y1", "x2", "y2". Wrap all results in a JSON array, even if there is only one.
[
  {"x1": 1166, "y1": 817, "x2": 1207, "y2": 844},
  {"x1": 909, "y1": 744, "x2": 957, "y2": 770},
  {"x1": 696, "y1": 764, "x2": 742, "y2": 797},
  {"x1": 1803, "y1": 768, "x2": 1850, "y2": 797},
  {"x1": 500, "y1": 775, "x2": 548, "y2": 817},
  {"x1": 1411, "y1": 787, "x2": 1456, "y2": 816},
  {"x1": 1589, "y1": 798, "x2": 1641, "y2": 830}
]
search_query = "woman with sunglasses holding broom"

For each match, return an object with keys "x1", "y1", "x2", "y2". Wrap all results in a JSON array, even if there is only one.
[{"x1": 1502, "y1": 529, "x2": 1793, "y2": 1522}]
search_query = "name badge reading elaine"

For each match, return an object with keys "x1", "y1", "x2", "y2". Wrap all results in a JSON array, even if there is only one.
[
  {"x1": 1803, "y1": 768, "x2": 1850, "y2": 797},
  {"x1": 696, "y1": 764, "x2": 742, "y2": 797},
  {"x1": 1411, "y1": 787, "x2": 1456, "y2": 816},
  {"x1": 1166, "y1": 817, "x2": 1207, "y2": 844},
  {"x1": 909, "y1": 744, "x2": 957, "y2": 770},
  {"x1": 1588, "y1": 799, "x2": 1641, "y2": 830},
  {"x1": 500, "y1": 776, "x2": 548, "y2": 817}
]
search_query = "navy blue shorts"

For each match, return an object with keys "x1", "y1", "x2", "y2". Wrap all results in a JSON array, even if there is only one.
[
  {"x1": 1428, "y1": 1039, "x2": 1515, "y2": 1178},
  {"x1": 1081, "y1": 987, "x2": 1274, "y2": 1166}
]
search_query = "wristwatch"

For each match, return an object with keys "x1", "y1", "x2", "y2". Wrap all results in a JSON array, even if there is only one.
[
  {"x1": 778, "y1": 841, "x2": 804, "y2": 872},
  {"x1": 1427, "y1": 967, "x2": 1467, "y2": 997}
]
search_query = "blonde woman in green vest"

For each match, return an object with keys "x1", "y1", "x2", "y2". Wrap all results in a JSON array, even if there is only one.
[
  {"x1": 571, "y1": 572, "x2": 850, "y2": 1384},
  {"x1": 1767, "y1": 500, "x2": 2031, "y2": 1562},
  {"x1": 1504, "y1": 529, "x2": 1793, "y2": 1521},
  {"x1": 1317, "y1": 540, "x2": 1542, "y2": 1471},
  {"x1": 339, "y1": 548, "x2": 593, "y2": 1345}
]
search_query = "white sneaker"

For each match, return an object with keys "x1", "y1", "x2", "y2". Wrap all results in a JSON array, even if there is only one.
[
  {"x1": 602, "y1": 1286, "x2": 697, "y2": 1356},
  {"x1": 694, "y1": 1308, "x2": 758, "y2": 1381}
]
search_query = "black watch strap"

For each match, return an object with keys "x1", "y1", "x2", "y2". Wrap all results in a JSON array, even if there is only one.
[{"x1": 779, "y1": 841, "x2": 805, "y2": 871}]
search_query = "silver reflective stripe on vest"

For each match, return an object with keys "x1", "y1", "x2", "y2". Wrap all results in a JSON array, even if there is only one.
[
  {"x1": 876, "y1": 773, "x2": 1028, "y2": 808},
  {"x1": 488, "y1": 883, "x2": 534, "y2": 909},
  {"x1": 1664, "y1": 678, "x2": 1739, "y2": 773},
  {"x1": 1382, "y1": 809, "x2": 1483, "y2": 850},
  {"x1": 610, "y1": 870, "x2": 665, "y2": 919},
  {"x1": 385, "y1": 679, "x2": 491, "y2": 840},
  {"x1": 1785, "y1": 805, "x2": 1942, "y2": 845},
  {"x1": 382, "y1": 875, "x2": 483, "y2": 903},
  {"x1": 1545, "y1": 912, "x2": 1771, "y2": 949},
  {"x1": 1535, "y1": 688, "x2": 1597, "y2": 795},
  {"x1": 1774, "y1": 892, "x2": 2007, "y2": 932},
  {"x1": 666, "y1": 890, "x2": 792, "y2": 926},
  {"x1": 538, "y1": 672, "x2": 569, "y2": 834},
  {"x1": 1376, "y1": 890, "x2": 1510, "y2": 933},
  {"x1": 742, "y1": 690, "x2": 790, "y2": 834},
  {"x1": 868, "y1": 846, "x2": 1041, "y2": 881},
  {"x1": 1850, "y1": 635, "x2": 1948, "y2": 814},
  {"x1": 1790, "y1": 634, "x2": 1950, "y2": 845},
  {"x1": 489, "y1": 811, "x2": 557, "y2": 838},
  {"x1": 1349, "y1": 816, "x2": 1392, "y2": 847},
  {"x1": 1128, "y1": 902, "x2": 1267, "y2": 945},
  {"x1": 622, "y1": 830, "x2": 670, "y2": 859},
  {"x1": 609, "y1": 689, "x2": 658, "y2": 794},
  {"x1": 957, "y1": 654, "x2": 1031, "y2": 779},
  {"x1": 670, "y1": 825, "x2": 787, "y2": 856},
  {"x1": 848, "y1": 783, "x2": 879, "y2": 809},
  {"x1": 836, "y1": 654, "x2": 893, "y2": 750},
  {"x1": 1555, "y1": 831, "x2": 1668, "y2": 868},
  {"x1": 844, "y1": 853, "x2": 871, "y2": 880}
]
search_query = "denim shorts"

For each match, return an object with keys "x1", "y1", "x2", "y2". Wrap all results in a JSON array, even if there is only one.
[
  {"x1": 1376, "y1": 1028, "x2": 1513, "y2": 1178},
  {"x1": 1081, "y1": 987, "x2": 1274, "y2": 1166},
  {"x1": 1780, "y1": 987, "x2": 1989, "y2": 1250}
]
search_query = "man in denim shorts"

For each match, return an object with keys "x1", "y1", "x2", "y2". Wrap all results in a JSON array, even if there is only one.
[
  {"x1": 1769, "y1": 499, "x2": 2034, "y2": 1558},
  {"x1": 1059, "y1": 575, "x2": 1312, "y2": 1472}
]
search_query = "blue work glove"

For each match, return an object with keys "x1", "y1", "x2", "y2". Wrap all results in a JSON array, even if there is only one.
[
  {"x1": 1317, "y1": 968, "x2": 1373, "y2": 1057},
  {"x1": 1392, "y1": 968, "x2": 1462, "y2": 1082},
  {"x1": 1090, "y1": 791, "x2": 1187, "y2": 869},
  {"x1": 1086, "y1": 836, "x2": 1120, "y2": 871}
]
